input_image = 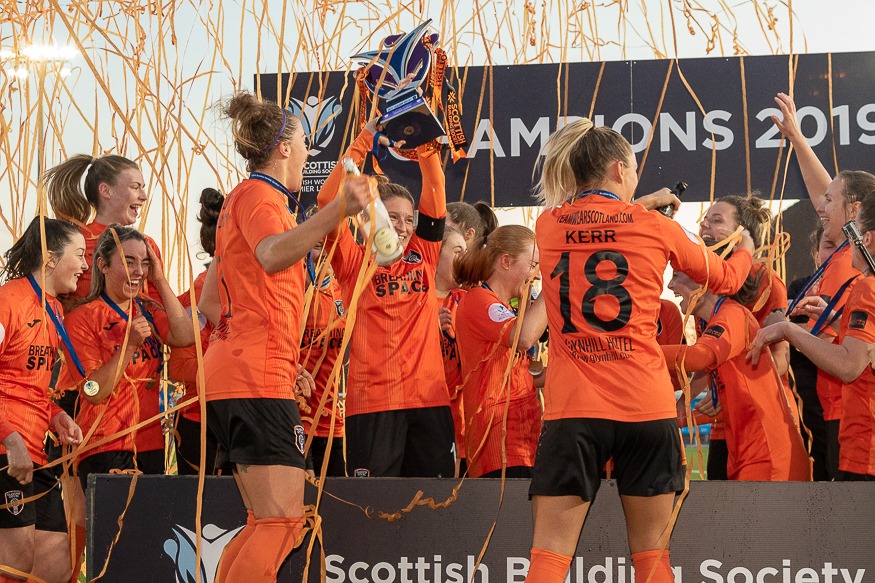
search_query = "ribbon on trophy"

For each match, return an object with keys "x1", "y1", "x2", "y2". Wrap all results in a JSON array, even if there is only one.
[{"x1": 352, "y1": 19, "x2": 467, "y2": 170}]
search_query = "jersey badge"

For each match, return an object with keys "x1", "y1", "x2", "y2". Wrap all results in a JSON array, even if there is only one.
[{"x1": 402, "y1": 249, "x2": 423, "y2": 264}]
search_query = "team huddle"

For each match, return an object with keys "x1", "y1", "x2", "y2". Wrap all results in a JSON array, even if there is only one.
[{"x1": 1, "y1": 89, "x2": 873, "y2": 583}]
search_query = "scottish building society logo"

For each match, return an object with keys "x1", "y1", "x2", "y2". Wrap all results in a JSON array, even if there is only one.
[
  {"x1": 164, "y1": 523, "x2": 243, "y2": 583},
  {"x1": 288, "y1": 95, "x2": 342, "y2": 156}
]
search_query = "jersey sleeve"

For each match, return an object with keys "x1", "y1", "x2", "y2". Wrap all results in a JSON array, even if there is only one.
[
  {"x1": 416, "y1": 146, "x2": 447, "y2": 223},
  {"x1": 235, "y1": 192, "x2": 293, "y2": 253},
  {"x1": 845, "y1": 280, "x2": 875, "y2": 343},
  {"x1": 324, "y1": 223, "x2": 365, "y2": 289},
  {"x1": 466, "y1": 291, "x2": 518, "y2": 348},
  {"x1": 0, "y1": 417, "x2": 14, "y2": 441},
  {"x1": 660, "y1": 343, "x2": 719, "y2": 375},
  {"x1": 662, "y1": 218, "x2": 752, "y2": 296},
  {"x1": 0, "y1": 291, "x2": 17, "y2": 359},
  {"x1": 688, "y1": 307, "x2": 747, "y2": 370},
  {"x1": 657, "y1": 300, "x2": 685, "y2": 346},
  {"x1": 317, "y1": 130, "x2": 374, "y2": 208}
]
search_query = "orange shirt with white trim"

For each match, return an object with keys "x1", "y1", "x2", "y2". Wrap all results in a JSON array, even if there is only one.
[
  {"x1": 299, "y1": 279, "x2": 346, "y2": 438},
  {"x1": 439, "y1": 289, "x2": 466, "y2": 458},
  {"x1": 59, "y1": 296, "x2": 170, "y2": 458},
  {"x1": 536, "y1": 196, "x2": 753, "y2": 422},
  {"x1": 317, "y1": 131, "x2": 449, "y2": 417},
  {"x1": 685, "y1": 300, "x2": 809, "y2": 480},
  {"x1": 204, "y1": 179, "x2": 306, "y2": 401},
  {"x1": 815, "y1": 245, "x2": 860, "y2": 421},
  {"x1": 656, "y1": 299, "x2": 685, "y2": 346},
  {"x1": 455, "y1": 286, "x2": 541, "y2": 477},
  {"x1": 0, "y1": 278, "x2": 65, "y2": 464},
  {"x1": 167, "y1": 270, "x2": 212, "y2": 423},
  {"x1": 836, "y1": 276, "x2": 875, "y2": 476}
]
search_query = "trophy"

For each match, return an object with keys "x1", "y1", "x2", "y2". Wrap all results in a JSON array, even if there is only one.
[{"x1": 351, "y1": 20, "x2": 446, "y2": 149}]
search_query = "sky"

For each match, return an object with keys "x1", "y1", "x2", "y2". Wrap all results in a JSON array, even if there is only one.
[{"x1": 1, "y1": 0, "x2": 874, "y2": 285}]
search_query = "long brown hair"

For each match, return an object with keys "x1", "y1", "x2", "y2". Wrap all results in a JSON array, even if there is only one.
[
  {"x1": 454, "y1": 225, "x2": 534, "y2": 287},
  {"x1": 1, "y1": 217, "x2": 81, "y2": 283},
  {"x1": 447, "y1": 201, "x2": 497, "y2": 240},
  {"x1": 88, "y1": 225, "x2": 147, "y2": 301},
  {"x1": 44, "y1": 154, "x2": 140, "y2": 224},
  {"x1": 223, "y1": 92, "x2": 300, "y2": 172}
]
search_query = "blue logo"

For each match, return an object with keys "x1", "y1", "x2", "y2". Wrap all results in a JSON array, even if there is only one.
[
  {"x1": 164, "y1": 523, "x2": 244, "y2": 583},
  {"x1": 288, "y1": 96, "x2": 342, "y2": 156}
]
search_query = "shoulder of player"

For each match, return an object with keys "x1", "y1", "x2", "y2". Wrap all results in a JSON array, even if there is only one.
[
  {"x1": 64, "y1": 298, "x2": 110, "y2": 326},
  {"x1": 225, "y1": 179, "x2": 287, "y2": 214},
  {"x1": 848, "y1": 274, "x2": 875, "y2": 304}
]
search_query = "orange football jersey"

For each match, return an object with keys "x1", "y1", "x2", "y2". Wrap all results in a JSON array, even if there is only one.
[
  {"x1": 455, "y1": 286, "x2": 541, "y2": 477},
  {"x1": 536, "y1": 195, "x2": 753, "y2": 422}
]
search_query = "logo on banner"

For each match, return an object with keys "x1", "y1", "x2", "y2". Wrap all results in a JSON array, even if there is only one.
[
  {"x1": 4, "y1": 490, "x2": 23, "y2": 515},
  {"x1": 288, "y1": 96, "x2": 342, "y2": 156},
  {"x1": 163, "y1": 523, "x2": 244, "y2": 583}
]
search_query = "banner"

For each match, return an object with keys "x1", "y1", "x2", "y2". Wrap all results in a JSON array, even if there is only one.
[
  {"x1": 259, "y1": 52, "x2": 875, "y2": 207},
  {"x1": 88, "y1": 476, "x2": 875, "y2": 582}
]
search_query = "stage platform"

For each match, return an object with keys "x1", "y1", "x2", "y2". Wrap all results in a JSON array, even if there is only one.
[{"x1": 88, "y1": 476, "x2": 875, "y2": 582}]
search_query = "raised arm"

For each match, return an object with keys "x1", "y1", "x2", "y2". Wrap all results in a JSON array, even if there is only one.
[
  {"x1": 146, "y1": 245, "x2": 196, "y2": 348},
  {"x1": 416, "y1": 146, "x2": 446, "y2": 220},
  {"x1": 773, "y1": 92, "x2": 833, "y2": 209},
  {"x1": 317, "y1": 128, "x2": 376, "y2": 208}
]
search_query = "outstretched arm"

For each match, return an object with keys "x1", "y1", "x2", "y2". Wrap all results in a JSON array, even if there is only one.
[{"x1": 773, "y1": 92, "x2": 833, "y2": 209}]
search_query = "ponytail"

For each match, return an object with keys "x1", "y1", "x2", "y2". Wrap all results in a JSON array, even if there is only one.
[
  {"x1": 453, "y1": 225, "x2": 534, "y2": 287},
  {"x1": 45, "y1": 154, "x2": 140, "y2": 224}
]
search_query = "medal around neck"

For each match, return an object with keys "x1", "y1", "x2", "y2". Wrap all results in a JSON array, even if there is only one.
[
  {"x1": 342, "y1": 158, "x2": 403, "y2": 266},
  {"x1": 83, "y1": 379, "x2": 100, "y2": 397},
  {"x1": 351, "y1": 20, "x2": 445, "y2": 149}
]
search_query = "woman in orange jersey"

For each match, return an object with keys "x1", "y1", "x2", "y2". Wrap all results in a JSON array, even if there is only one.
[
  {"x1": 662, "y1": 272, "x2": 809, "y2": 481},
  {"x1": 197, "y1": 92, "x2": 368, "y2": 583},
  {"x1": 0, "y1": 218, "x2": 85, "y2": 583},
  {"x1": 656, "y1": 299, "x2": 685, "y2": 346},
  {"x1": 300, "y1": 236, "x2": 347, "y2": 478},
  {"x1": 694, "y1": 194, "x2": 792, "y2": 480},
  {"x1": 436, "y1": 228, "x2": 470, "y2": 477},
  {"x1": 453, "y1": 225, "x2": 547, "y2": 478},
  {"x1": 168, "y1": 188, "x2": 224, "y2": 475},
  {"x1": 446, "y1": 201, "x2": 497, "y2": 246},
  {"x1": 44, "y1": 155, "x2": 164, "y2": 307},
  {"x1": 524, "y1": 119, "x2": 754, "y2": 583},
  {"x1": 750, "y1": 195, "x2": 875, "y2": 481},
  {"x1": 316, "y1": 119, "x2": 456, "y2": 478},
  {"x1": 59, "y1": 225, "x2": 195, "y2": 488},
  {"x1": 772, "y1": 92, "x2": 873, "y2": 479}
]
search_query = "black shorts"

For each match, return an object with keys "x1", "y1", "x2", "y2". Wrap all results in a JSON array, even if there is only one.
[
  {"x1": 306, "y1": 436, "x2": 346, "y2": 477},
  {"x1": 529, "y1": 418, "x2": 684, "y2": 502},
  {"x1": 707, "y1": 438, "x2": 729, "y2": 481},
  {"x1": 345, "y1": 406, "x2": 455, "y2": 478},
  {"x1": 207, "y1": 398, "x2": 307, "y2": 470},
  {"x1": 0, "y1": 459, "x2": 65, "y2": 532},
  {"x1": 77, "y1": 449, "x2": 165, "y2": 491},
  {"x1": 175, "y1": 415, "x2": 225, "y2": 475}
]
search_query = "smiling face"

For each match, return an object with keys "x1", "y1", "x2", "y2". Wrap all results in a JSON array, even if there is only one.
[
  {"x1": 817, "y1": 177, "x2": 857, "y2": 245},
  {"x1": 98, "y1": 168, "x2": 147, "y2": 226},
  {"x1": 506, "y1": 242, "x2": 540, "y2": 299},
  {"x1": 436, "y1": 231, "x2": 468, "y2": 288},
  {"x1": 668, "y1": 271, "x2": 701, "y2": 315},
  {"x1": 46, "y1": 232, "x2": 88, "y2": 296},
  {"x1": 383, "y1": 197, "x2": 415, "y2": 249},
  {"x1": 699, "y1": 201, "x2": 739, "y2": 247},
  {"x1": 283, "y1": 121, "x2": 310, "y2": 192},
  {"x1": 98, "y1": 238, "x2": 150, "y2": 303}
]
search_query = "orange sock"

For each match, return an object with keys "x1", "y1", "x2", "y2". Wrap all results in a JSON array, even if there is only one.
[
  {"x1": 214, "y1": 510, "x2": 256, "y2": 583},
  {"x1": 69, "y1": 524, "x2": 86, "y2": 583},
  {"x1": 632, "y1": 550, "x2": 674, "y2": 583},
  {"x1": 224, "y1": 517, "x2": 304, "y2": 583},
  {"x1": 525, "y1": 548, "x2": 573, "y2": 583}
]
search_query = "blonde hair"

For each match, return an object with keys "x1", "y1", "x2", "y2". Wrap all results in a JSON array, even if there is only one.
[
  {"x1": 453, "y1": 225, "x2": 534, "y2": 287},
  {"x1": 534, "y1": 118, "x2": 631, "y2": 208}
]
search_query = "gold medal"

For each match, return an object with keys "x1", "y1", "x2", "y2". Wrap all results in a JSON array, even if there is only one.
[{"x1": 83, "y1": 380, "x2": 100, "y2": 397}]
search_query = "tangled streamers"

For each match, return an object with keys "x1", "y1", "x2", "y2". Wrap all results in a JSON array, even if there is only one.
[{"x1": 0, "y1": 1, "x2": 807, "y2": 581}]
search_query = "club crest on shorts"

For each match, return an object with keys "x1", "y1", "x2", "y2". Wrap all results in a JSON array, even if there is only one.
[
  {"x1": 294, "y1": 425, "x2": 306, "y2": 455},
  {"x1": 5, "y1": 490, "x2": 24, "y2": 516},
  {"x1": 334, "y1": 300, "x2": 345, "y2": 317},
  {"x1": 402, "y1": 249, "x2": 422, "y2": 264},
  {"x1": 353, "y1": 468, "x2": 370, "y2": 477}
]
